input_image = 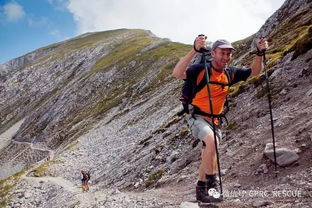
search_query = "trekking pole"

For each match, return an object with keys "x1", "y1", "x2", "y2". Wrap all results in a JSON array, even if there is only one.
[
  {"x1": 195, "y1": 34, "x2": 223, "y2": 195},
  {"x1": 262, "y1": 50, "x2": 278, "y2": 176},
  {"x1": 201, "y1": 49, "x2": 223, "y2": 196},
  {"x1": 251, "y1": 41, "x2": 277, "y2": 176}
]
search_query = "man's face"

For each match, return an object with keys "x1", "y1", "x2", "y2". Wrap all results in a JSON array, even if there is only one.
[{"x1": 212, "y1": 48, "x2": 233, "y2": 70}]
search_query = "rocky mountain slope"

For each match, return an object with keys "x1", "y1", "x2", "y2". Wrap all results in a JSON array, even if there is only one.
[
  {"x1": 0, "y1": 29, "x2": 189, "y2": 178},
  {"x1": 1, "y1": 0, "x2": 312, "y2": 207}
]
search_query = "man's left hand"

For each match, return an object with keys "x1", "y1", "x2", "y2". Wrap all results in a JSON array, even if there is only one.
[{"x1": 257, "y1": 38, "x2": 269, "y2": 51}]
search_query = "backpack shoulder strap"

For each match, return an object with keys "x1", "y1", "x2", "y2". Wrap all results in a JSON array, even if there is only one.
[
  {"x1": 195, "y1": 62, "x2": 212, "y2": 93},
  {"x1": 225, "y1": 67, "x2": 236, "y2": 86}
]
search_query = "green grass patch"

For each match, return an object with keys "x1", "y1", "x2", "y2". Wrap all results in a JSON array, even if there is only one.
[
  {"x1": 0, "y1": 170, "x2": 26, "y2": 187},
  {"x1": 90, "y1": 87, "x2": 125, "y2": 117},
  {"x1": 231, "y1": 7, "x2": 312, "y2": 69},
  {"x1": 140, "y1": 61, "x2": 177, "y2": 94},
  {"x1": 0, "y1": 200, "x2": 7, "y2": 208},
  {"x1": 91, "y1": 38, "x2": 190, "y2": 75},
  {"x1": 90, "y1": 40, "x2": 190, "y2": 102},
  {"x1": 145, "y1": 169, "x2": 165, "y2": 187},
  {"x1": 0, "y1": 184, "x2": 14, "y2": 198},
  {"x1": 30, "y1": 160, "x2": 60, "y2": 177},
  {"x1": 246, "y1": 73, "x2": 265, "y2": 87},
  {"x1": 267, "y1": 25, "x2": 311, "y2": 67},
  {"x1": 291, "y1": 25, "x2": 312, "y2": 60},
  {"x1": 45, "y1": 29, "x2": 150, "y2": 64},
  {"x1": 0, "y1": 170, "x2": 26, "y2": 207},
  {"x1": 265, "y1": 7, "x2": 312, "y2": 65},
  {"x1": 179, "y1": 126, "x2": 189, "y2": 137},
  {"x1": 225, "y1": 121, "x2": 236, "y2": 130},
  {"x1": 63, "y1": 140, "x2": 79, "y2": 151},
  {"x1": 229, "y1": 82, "x2": 247, "y2": 98},
  {"x1": 91, "y1": 36, "x2": 156, "y2": 73},
  {"x1": 255, "y1": 86, "x2": 268, "y2": 99},
  {"x1": 152, "y1": 42, "x2": 191, "y2": 58}
]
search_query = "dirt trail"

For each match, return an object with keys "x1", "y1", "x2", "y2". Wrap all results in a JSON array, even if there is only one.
[
  {"x1": 0, "y1": 119, "x2": 24, "y2": 150},
  {"x1": 21, "y1": 172, "x2": 181, "y2": 207},
  {"x1": 22, "y1": 175, "x2": 80, "y2": 193}
]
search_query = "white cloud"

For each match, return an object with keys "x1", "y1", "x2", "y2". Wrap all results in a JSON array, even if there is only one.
[
  {"x1": 27, "y1": 16, "x2": 51, "y2": 27},
  {"x1": 49, "y1": 28, "x2": 59, "y2": 37},
  {"x1": 3, "y1": 1, "x2": 25, "y2": 21},
  {"x1": 67, "y1": 0, "x2": 285, "y2": 44}
]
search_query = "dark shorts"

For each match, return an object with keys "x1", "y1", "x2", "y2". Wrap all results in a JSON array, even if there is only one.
[{"x1": 81, "y1": 179, "x2": 89, "y2": 185}]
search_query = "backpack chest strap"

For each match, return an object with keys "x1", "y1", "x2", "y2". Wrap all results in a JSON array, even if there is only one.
[{"x1": 196, "y1": 69, "x2": 232, "y2": 93}]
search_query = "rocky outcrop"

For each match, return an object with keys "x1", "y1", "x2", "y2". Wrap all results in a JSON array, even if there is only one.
[{"x1": 232, "y1": 0, "x2": 312, "y2": 67}]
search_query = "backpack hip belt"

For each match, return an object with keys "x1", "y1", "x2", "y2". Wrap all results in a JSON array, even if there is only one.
[{"x1": 189, "y1": 104, "x2": 229, "y2": 126}]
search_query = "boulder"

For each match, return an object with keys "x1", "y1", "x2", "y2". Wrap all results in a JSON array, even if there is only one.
[{"x1": 264, "y1": 143, "x2": 299, "y2": 166}]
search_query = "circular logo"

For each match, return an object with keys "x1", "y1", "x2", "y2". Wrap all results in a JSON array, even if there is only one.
[
  {"x1": 208, "y1": 188, "x2": 220, "y2": 198},
  {"x1": 213, "y1": 191, "x2": 221, "y2": 198},
  {"x1": 208, "y1": 188, "x2": 216, "y2": 196}
]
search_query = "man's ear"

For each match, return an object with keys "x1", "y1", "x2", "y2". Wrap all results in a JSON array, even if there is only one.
[{"x1": 211, "y1": 50, "x2": 216, "y2": 58}]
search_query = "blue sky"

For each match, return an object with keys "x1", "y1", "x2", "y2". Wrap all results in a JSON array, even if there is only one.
[
  {"x1": 0, "y1": 0, "x2": 75, "y2": 64},
  {"x1": 0, "y1": 0, "x2": 285, "y2": 64}
]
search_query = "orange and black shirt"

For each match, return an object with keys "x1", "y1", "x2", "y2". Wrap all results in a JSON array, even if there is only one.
[{"x1": 187, "y1": 64, "x2": 251, "y2": 118}]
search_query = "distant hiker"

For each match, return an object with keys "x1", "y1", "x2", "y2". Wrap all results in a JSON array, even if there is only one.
[
  {"x1": 81, "y1": 170, "x2": 91, "y2": 192},
  {"x1": 172, "y1": 35, "x2": 268, "y2": 204}
]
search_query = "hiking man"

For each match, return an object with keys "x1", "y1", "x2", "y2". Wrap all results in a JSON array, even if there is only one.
[
  {"x1": 81, "y1": 170, "x2": 91, "y2": 192},
  {"x1": 172, "y1": 35, "x2": 268, "y2": 204}
]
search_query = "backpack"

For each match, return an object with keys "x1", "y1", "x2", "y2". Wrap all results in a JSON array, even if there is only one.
[
  {"x1": 177, "y1": 51, "x2": 233, "y2": 124},
  {"x1": 83, "y1": 172, "x2": 90, "y2": 180}
]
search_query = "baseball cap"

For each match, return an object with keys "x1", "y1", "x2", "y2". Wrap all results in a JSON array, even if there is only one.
[{"x1": 212, "y1": 39, "x2": 235, "y2": 50}]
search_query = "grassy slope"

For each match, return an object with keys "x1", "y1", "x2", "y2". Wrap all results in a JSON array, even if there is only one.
[{"x1": 229, "y1": 6, "x2": 312, "y2": 98}]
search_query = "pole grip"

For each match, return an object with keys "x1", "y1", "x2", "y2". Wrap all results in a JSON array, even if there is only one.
[{"x1": 193, "y1": 34, "x2": 210, "y2": 53}]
